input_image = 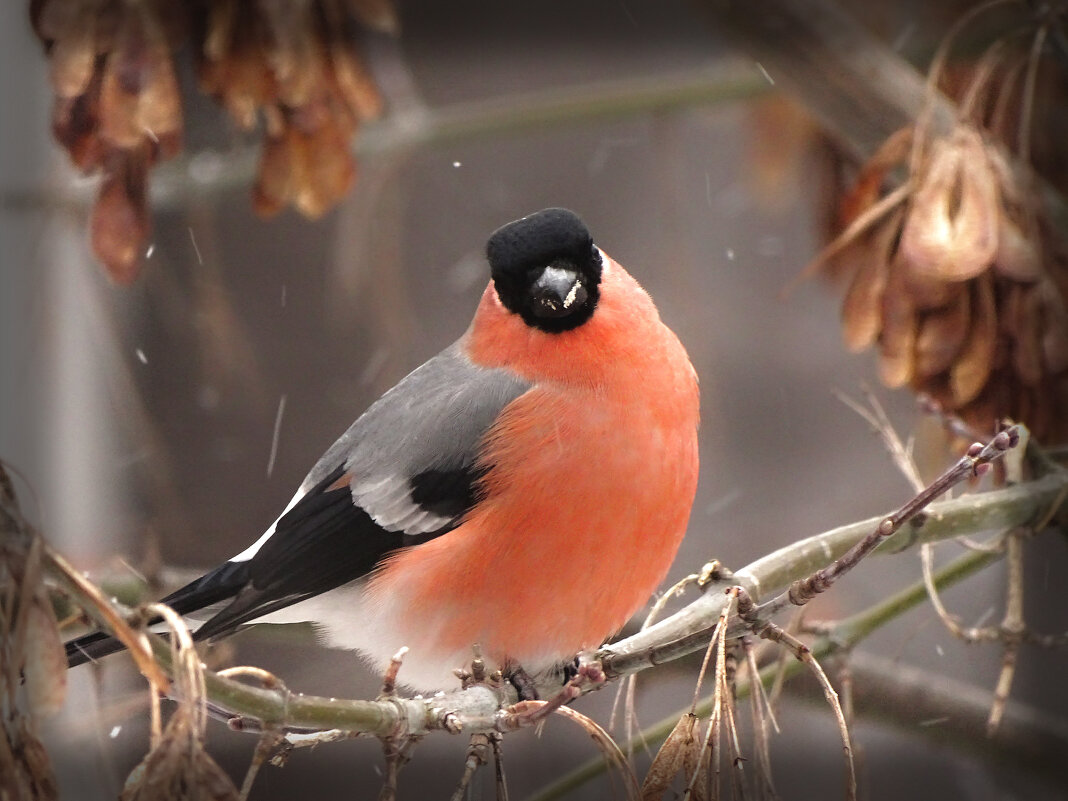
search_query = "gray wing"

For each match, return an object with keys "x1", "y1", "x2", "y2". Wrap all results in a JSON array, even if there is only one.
[
  {"x1": 304, "y1": 339, "x2": 531, "y2": 535},
  {"x1": 65, "y1": 340, "x2": 531, "y2": 662}
]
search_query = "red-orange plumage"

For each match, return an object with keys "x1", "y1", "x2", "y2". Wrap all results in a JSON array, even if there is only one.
[
  {"x1": 63, "y1": 210, "x2": 700, "y2": 692},
  {"x1": 364, "y1": 252, "x2": 699, "y2": 687}
]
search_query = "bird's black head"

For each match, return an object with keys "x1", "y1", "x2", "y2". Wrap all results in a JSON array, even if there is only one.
[{"x1": 486, "y1": 208, "x2": 603, "y2": 333}]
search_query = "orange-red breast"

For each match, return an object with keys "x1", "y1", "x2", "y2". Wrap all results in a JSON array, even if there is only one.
[{"x1": 66, "y1": 208, "x2": 700, "y2": 692}]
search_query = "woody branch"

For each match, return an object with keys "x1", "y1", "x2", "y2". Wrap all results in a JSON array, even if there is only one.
[{"x1": 43, "y1": 429, "x2": 1066, "y2": 738}]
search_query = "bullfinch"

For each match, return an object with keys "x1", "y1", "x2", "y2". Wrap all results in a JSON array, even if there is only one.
[{"x1": 65, "y1": 208, "x2": 701, "y2": 692}]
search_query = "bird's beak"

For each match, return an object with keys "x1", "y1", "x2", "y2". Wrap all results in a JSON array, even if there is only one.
[{"x1": 530, "y1": 266, "x2": 587, "y2": 319}]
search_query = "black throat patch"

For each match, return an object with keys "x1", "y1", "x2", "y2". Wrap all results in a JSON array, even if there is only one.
[{"x1": 486, "y1": 208, "x2": 603, "y2": 333}]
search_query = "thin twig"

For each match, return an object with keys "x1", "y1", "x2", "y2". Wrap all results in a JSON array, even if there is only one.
[
  {"x1": 524, "y1": 541, "x2": 1031, "y2": 801},
  {"x1": 988, "y1": 529, "x2": 1027, "y2": 735},
  {"x1": 736, "y1": 615, "x2": 856, "y2": 801},
  {"x1": 767, "y1": 427, "x2": 1019, "y2": 618},
  {"x1": 450, "y1": 733, "x2": 492, "y2": 801},
  {"x1": 491, "y1": 732, "x2": 509, "y2": 801},
  {"x1": 744, "y1": 638, "x2": 779, "y2": 800},
  {"x1": 834, "y1": 387, "x2": 924, "y2": 491},
  {"x1": 609, "y1": 566, "x2": 714, "y2": 751}
]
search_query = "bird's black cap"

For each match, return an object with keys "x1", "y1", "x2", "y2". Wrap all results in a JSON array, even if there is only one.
[{"x1": 486, "y1": 208, "x2": 602, "y2": 333}]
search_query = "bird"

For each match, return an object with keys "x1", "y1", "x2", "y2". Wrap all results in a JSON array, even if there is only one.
[{"x1": 65, "y1": 208, "x2": 701, "y2": 693}]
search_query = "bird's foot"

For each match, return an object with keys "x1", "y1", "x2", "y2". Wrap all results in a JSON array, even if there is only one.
[
  {"x1": 503, "y1": 663, "x2": 540, "y2": 701},
  {"x1": 561, "y1": 654, "x2": 581, "y2": 683},
  {"x1": 500, "y1": 657, "x2": 606, "y2": 729}
]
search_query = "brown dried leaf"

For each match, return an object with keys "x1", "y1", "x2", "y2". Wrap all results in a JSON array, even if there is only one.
[
  {"x1": 120, "y1": 709, "x2": 239, "y2": 801},
  {"x1": 986, "y1": 146, "x2": 1043, "y2": 282},
  {"x1": 0, "y1": 720, "x2": 59, "y2": 801},
  {"x1": 915, "y1": 284, "x2": 970, "y2": 378},
  {"x1": 261, "y1": 2, "x2": 320, "y2": 108},
  {"x1": 295, "y1": 120, "x2": 356, "y2": 218},
  {"x1": 52, "y1": 67, "x2": 105, "y2": 171},
  {"x1": 641, "y1": 713, "x2": 696, "y2": 801},
  {"x1": 840, "y1": 240, "x2": 888, "y2": 352},
  {"x1": 98, "y1": 22, "x2": 148, "y2": 148},
  {"x1": 837, "y1": 126, "x2": 912, "y2": 229},
  {"x1": 22, "y1": 594, "x2": 68, "y2": 717},
  {"x1": 878, "y1": 268, "x2": 918, "y2": 388},
  {"x1": 1003, "y1": 284, "x2": 1044, "y2": 385},
  {"x1": 900, "y1": 126, "x2": 999, "y2": 282},
  {"x1": 133, "y1": 8, "x2": 183, "y2": 153},
  {"x1": 201, "y1": 1, "x2": 238, "y2": 64},
  {"x1": 951, "y1": 275, "x2": 998, "y2": 405},
  {"x1": 252, "y1": 127, "x2": 295, "y2": 217},
  {"x1": 91, "y1": 151, "x2": 150, "y2": 284},
  {"x1": 680, "y1": 714, "x2": 709, "y2": 801},
  {"x1": 994, "y1": 213, "x2": 1042, "y2": 282},
  {"x1": 329, "y1": 36, "x2": 384, "y2": 120},
  {"x1": 48, "y1": 21, "x2": 98, "y2": 98}
]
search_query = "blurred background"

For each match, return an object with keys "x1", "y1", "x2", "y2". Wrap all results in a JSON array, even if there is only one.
[{"x1": 2, "y1": 1, "x2": 1065, "y2": 799}]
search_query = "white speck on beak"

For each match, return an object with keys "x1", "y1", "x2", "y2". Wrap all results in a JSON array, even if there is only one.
[{"x1": 563, "y1": 280, "x2": 581, "y2": 308}]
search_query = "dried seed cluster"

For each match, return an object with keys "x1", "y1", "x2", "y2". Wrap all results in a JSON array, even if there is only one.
[
  {"x1": 819, "y1": 16, "x2": 1068, "y2": 443},
  {"x1": 31, "y1": 0, "x2": 393, "y2": 284},
  {"x1": 1, "y1": 470, "x2": 66, "y2": 801},
  {"x1": 119, "y1": 605, "x2": 240, "y2": 801}
]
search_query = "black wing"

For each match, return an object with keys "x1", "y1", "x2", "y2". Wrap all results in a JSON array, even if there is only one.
[{"x1": 190, "y1": 463, "x2": 443, "y2": 639}]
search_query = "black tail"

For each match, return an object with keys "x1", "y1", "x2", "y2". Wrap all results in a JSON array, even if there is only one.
[{"x1": 65, "y1": 560, "x2": 252, "y2": 669}]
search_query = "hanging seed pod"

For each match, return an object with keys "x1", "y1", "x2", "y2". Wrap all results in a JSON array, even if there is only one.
[
  {"x1": 835, "y1": 127, "x2": 912, "y2": 231},
  {"x1": 900, "y1": 126, "x2": 1000, "y2": 284},
  {"x1": 90, "y1": 148, "x2": 151, "y2": 285},
  {"x1": 197, "y1": 0, "x2": 385, "y2": 220},
  {"x1": 808, "y1": 9, "x2": 1068, "y2": 443},
  {"x1": 987, "y1": 145, "x2": 1044, "y2": 282},
  {"x1": 994, "y1": 212, "x2": 1044, "y2": 282},
  {"x1": 33, "y1": 0, "x2": 183, "y2": 283},
  {"x1": 22, "y1": 594, "x2": 69, "y2": 717},
  {"x1": 1003, "y1": 283, "x2": 1045, "y2": 385},
  {"x1": 121, "y1": 606, "x2": 239, "y2": 801},
  {"x1": 878, "y1": 266, "x2": 919, "y2": 388},
  {"x1": 950, "y1": 274, "x2": 999, "y2": 405},
  {"x1": 840, "y1": 238, "x2": 889, "y2": 352},
  {"x1": 915, "y1": 284, "x2": 971, "y2": 379},
  {"x1": 680, "y1": 713, "x2": 709, "y2": 801},
  {"x1": 839, "y1": 209, "x2": 903, "y2": 352},
  {"x1": 640, "y1": 713, "x2": 698, "y2": 801},
  {"x1": 295, "y1": 113, "x2": 357, "y2": 217},
  {"x1": 0, "y1": 472, "x2": 62, "y2": 801},
  {"x1": 35, "y1": 0, "x2": 104, "y2": 98},
  {"x1": 52, "y1": 64, "x2": 106, "y2": 171},
  {"x1": 1, "y1": 721, "x2": 59, "y2": 801},
  {"x1": 34, "y1": 0, "x2": 392, "y2": 281}
]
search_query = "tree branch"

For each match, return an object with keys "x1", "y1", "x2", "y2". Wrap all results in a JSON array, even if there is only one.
[
  {"x1": 600, "y1": 465, "x2": 1065, "y2": 678},
  {"x1": 527, "y1": 538, "x2": 1061, "y2": 801},
  {"x1": 51, "y1": 458, "x2": 1066, "y2": 738}
]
